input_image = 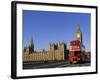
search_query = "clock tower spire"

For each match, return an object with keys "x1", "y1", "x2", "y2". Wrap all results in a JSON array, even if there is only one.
[{"x1": 76, "y1": 24, "x2": 82, "y2": 43}]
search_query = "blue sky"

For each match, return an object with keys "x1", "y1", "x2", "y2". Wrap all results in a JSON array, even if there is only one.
[{"x1": 23, "y1": 10, "x2": 91, "y2": 51}]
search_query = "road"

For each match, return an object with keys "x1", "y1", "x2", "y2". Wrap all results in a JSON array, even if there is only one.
[{"x1": 23, "y1": 61, "x2": 90, "y2": 69}]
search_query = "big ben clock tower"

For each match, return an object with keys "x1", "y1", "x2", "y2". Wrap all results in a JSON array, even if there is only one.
[{"x1": 76, "y1": 24, "x2": 82, "y2": 43}]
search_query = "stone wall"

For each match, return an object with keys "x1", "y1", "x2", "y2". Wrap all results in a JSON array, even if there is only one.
[{"x1": 23, "y1": 47, "x2": 65, "y2": 62}]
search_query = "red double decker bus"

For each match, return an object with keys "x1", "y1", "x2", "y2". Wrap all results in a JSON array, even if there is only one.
[{"x1": 69, "y1": 40, "x2": 82, "y2": 63}]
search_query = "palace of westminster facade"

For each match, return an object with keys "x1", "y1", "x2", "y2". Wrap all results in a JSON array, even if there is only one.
[{"x1": 23, "y1": 40, "x2": 68, "y2": 62}]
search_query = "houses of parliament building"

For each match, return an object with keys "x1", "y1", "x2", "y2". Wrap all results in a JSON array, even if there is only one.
[{"x1": 23, "y1": 40, "x2": 69, "y2": 62}]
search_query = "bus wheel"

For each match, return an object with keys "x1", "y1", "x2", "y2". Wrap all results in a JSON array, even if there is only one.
[{"x1": 70, "y1": 61, "x2": 72, "y2": 64}]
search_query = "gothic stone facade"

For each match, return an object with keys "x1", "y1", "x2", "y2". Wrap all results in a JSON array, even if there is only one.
[{"x1": 23, "y1": 42, "x2": 67, "y2": 62}]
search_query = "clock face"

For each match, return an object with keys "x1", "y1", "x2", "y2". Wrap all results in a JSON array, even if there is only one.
[{"x1": 77, "y1": 33, "x2": 80, "y2": 38}]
